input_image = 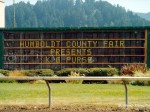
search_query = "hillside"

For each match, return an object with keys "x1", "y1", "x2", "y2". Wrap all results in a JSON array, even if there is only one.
[
  {"x1": 136, "y1": 12, "x2": 150, "y2": 21},
  {"x1": 5, "y1": 0, "x2": 150, "y2": 27}
]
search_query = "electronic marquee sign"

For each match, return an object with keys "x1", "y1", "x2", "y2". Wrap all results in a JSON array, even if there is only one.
[{"x1": 3, "y1": 29, "x2": 146, "y2": 70}]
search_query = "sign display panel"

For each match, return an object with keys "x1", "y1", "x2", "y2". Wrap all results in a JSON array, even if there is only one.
[{"x1": 3, "y1": 30, "x2": 146, "y2": 70}]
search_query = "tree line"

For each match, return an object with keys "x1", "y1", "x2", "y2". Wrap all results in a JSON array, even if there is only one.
[{"x1": 5, "y1": 0, "x2": 150, "y2": 27}]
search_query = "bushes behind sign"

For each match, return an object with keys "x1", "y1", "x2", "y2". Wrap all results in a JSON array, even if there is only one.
[
  {"x1": 56, "y1": 68, "x2": 119, "y2": 83},
  {"x1": 0, "y1": 68, "x2": 118, "y2": 83},
  {"x1": 56, "y1": 68, "x2": 118, "y2": 77}
]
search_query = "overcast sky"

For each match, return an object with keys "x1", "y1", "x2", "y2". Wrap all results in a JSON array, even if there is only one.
[{"x1": 5, "y1": 0, "x2": 150, "y2": 13}]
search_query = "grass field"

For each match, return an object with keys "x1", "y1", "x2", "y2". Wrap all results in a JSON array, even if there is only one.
[{"x1": 0, "y1": 83, "x2": 150, "y2": 107}]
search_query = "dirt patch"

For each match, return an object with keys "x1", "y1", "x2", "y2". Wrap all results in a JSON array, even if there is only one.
[{"x1": 0, "y1": 105, "x2": 150, "y2": 112}]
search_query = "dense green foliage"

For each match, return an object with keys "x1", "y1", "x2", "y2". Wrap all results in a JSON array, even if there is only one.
[
  {"x1": 56, "y1": 68, "x2": 118, "y2": 77},
  {"x1": 6, "y1": 0, "x2": 150, "y2": 27},
  {"x1": 0, "y1": 69, "x2": 9, "y2": 76},
  {"x1": 56, "y1": 68, "x2": 89, "y2": 76},
  {"x1": 0, "y1": 68, "x2": 118, "y2": 77},
  {"x1": 0, "y1": 68, "x2": 118, "y2": 83},
  {"x1": 87, "y1": 68, "x2": 118, "y2": 76},
  {"x1": 15, "y1": 69, "x2": 55, "y2": 76}
]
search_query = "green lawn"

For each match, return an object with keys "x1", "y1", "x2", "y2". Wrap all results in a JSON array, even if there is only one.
[{"x1": 0, "y1": 83, "x2": 150, "y2": 106}]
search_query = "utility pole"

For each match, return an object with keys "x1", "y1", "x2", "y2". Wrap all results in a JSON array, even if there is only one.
[{"x1": 13, "y1": 0, "x2": 16, "y2": 28}]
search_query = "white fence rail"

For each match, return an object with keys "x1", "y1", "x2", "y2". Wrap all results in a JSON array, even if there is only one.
[
  {"x1": 0, "y1": 76, "x2": 150, "y2": 108},
  {"x1": 1, "y1": 76, "x2": 150, "y2": 81}
]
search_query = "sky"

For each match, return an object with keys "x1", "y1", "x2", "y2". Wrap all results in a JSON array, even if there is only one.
[{"x1": 5, "y1": 0, "x2": 150, "y2": 13}]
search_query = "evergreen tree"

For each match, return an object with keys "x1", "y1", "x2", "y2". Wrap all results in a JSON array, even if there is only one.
[{"x1": 5, "y1": 0, "x2": 150, "y2": 27}]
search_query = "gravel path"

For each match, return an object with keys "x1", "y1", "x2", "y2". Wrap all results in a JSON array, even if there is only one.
[{"x1": 1, "y1": 105, "x2": 150, "y2": 112}]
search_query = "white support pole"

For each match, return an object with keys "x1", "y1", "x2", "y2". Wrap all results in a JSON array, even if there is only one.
[
  {"x1": 123, "y1": 80, "x2": 128, "y2": 108},
  {"x1": 45, "y1": 80, "x2": 51, "y2": 109}
]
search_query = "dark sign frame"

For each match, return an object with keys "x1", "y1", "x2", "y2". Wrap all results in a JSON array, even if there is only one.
[{"x1": 2, "y1": 28, "x2": 147, "y2": 70}]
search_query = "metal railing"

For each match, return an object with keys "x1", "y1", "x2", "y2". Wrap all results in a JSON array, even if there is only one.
[{"x1": 0, "y1": 76, "x2": 150, "y2": 108}]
